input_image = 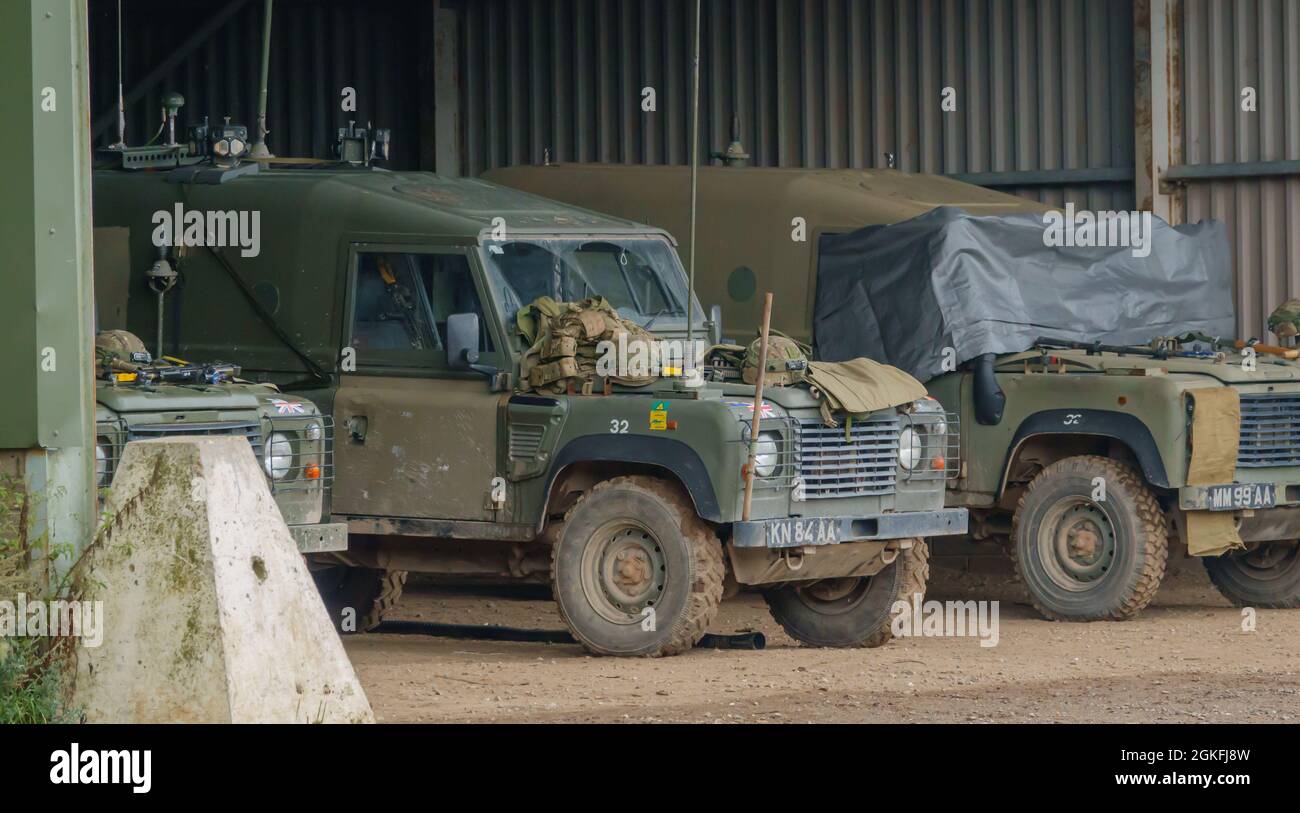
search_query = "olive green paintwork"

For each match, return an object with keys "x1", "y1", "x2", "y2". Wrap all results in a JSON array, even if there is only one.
[
  {"x1": 489, "y1": 164, "x2": 1300, "y2": 529},
  {"x1": 928, "y1": 350, "x2": 1300, "y2": 506},
  {"x1": 1, "y1": 0, "x2": 97, "y2": 554},
  {"x1": 92, "y1": 169, "x2": 677, "y2": 376},
  {"x1": 93, "y1": 378, "x2": 328, "y2": 528},
  {"x1": 483, "y1": 164, "x2": 1046, "y2": 345},
  {"x1": 91, "y1": 167, "x2": 950, "y2": 535}
]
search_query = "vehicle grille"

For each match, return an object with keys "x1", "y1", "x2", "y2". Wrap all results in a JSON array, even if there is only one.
[
  {"x1": 509, "y1": 424, "x2": 546, "y2": 459},
  {"x1": 127, "y1": 420, "x2": 262, "y2": 444},
  {"x1": 794, "y1": 417, "x2": 899, "y2": 499},
  {"x1": 1238, "y1": 394, "x2": 1300, "y2": 468}
]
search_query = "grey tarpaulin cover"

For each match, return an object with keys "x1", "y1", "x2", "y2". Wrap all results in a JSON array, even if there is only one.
[{"x1": 813, "y1": 206, "x2": 1233, "y2": 382}]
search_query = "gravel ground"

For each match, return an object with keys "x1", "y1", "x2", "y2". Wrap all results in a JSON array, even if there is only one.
[{"x1": 344, "y1": 550, "x2": 1300, "y2": 723}]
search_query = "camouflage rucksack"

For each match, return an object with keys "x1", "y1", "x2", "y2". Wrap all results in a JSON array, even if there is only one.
[
  {"x1": 517, "y1": 297, "x2": 659, "y2": 394},
  {"x1": 742, "y1": 330, "x2": 810, "y2": 387}
]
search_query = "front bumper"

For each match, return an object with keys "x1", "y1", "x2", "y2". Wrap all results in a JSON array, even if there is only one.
[
  {"x1": 289, "y1": 522, "x2": 349, "y2": 553},
  {"x1": 731, "y1": 507, "x2": 968, "y2": 549}
]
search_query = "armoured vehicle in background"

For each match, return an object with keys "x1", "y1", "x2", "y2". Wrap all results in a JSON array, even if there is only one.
[
  {"x1": 488, "y1": 163, "x2": 1300, "y2": 620},
  {"x1": 91, "y1": 139, "x2": 967, "y2": 656}
]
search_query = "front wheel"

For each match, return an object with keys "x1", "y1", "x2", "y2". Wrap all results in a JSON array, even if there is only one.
[
  {"x1": 1011, "y1": 456, "x2": 1167, "y2": 621},
  {"x1": 1204, "y1": 542, "x2": 1300, "y2": 608},
  {"x1": 762, "y1": 539, "x2": 929, "y2": 648},
  {"x1": 551, "y1": 476, "x2": 725, "y2": 657}
]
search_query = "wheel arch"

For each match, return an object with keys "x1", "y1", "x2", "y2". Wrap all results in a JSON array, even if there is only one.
[
  {"x1": 997, "y1": 409, "x2": 1170, "y2": 498},
  {"x1": 540, "y1": 435, "x2": 723, "y2": 529}
]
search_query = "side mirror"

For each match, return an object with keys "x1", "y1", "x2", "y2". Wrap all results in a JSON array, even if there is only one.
[
  {"x1": 708, "y1": 304, "x2": 723, "y2": 346},
  {"x1": 447, "y1": 312, "x2": 480, "y2": 371},
  {"x1": 447, "y1": 311, "x2": 501, "y2": 380}
]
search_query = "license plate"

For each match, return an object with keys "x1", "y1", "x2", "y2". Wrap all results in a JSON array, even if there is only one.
[
  {"x1": 763, "y1": 517, "x2": 840, "y2": 548},
  {"x1": 1205, "y1": 483, "x2": 1276, "y2": 511}
]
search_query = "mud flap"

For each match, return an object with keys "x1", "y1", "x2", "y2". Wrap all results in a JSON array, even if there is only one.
[
  {"x1": 1185, "y1": 387, "x2": 1245, "y2": 557},
  {"x1": 727, "y1": 539, "x2": 899, "y2": 585}
]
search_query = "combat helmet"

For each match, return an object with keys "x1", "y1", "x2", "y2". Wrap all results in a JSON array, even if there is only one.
[
  {"x1": 1268, "y1": 299, "x2": 1300, "y2": 343},
  {"x1": 742, "y1": 330, "x2": 810, "y2": 386},
  {"x1": 94, "y1": 330, "x2": 152, "y2": 377}
]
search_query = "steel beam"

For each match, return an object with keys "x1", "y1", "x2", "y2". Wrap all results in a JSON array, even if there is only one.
[
  {"x1": 0, "y1": 0, "x2": 96, "y2": 569},
  {"x1": 1163, "y1": 159, "x2": 1300, "y2": 182}
]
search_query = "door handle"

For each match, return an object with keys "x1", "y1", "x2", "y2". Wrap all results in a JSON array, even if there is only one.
[{"x1": 347, "y1": 415, "x2": 368, "y2": 442}]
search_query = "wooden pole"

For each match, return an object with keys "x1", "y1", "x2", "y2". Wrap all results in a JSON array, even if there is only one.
[{"x1": 742, "y1": 293, "x2": 774, "y2": 521}]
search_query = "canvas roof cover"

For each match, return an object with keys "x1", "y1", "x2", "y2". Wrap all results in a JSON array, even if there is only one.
[{"x1": 813, "y1": 206, "x2": 1233, "y2": 382}]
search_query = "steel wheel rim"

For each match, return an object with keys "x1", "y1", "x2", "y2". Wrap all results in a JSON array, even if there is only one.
[
  {"x1": 1234, "y1": 542, "x2": 1300, "y2": 582},
  {"x1": 579, "y1": 520, "x2": 668, "y2": 625},
  {"x1": 1037, "y1": 497, "x2": 1116, "y2": 592}
]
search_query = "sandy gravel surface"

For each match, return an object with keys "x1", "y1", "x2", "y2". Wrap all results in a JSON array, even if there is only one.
[{"x1": 344, "y1": 551, "x2": 1300, "y2": 723}]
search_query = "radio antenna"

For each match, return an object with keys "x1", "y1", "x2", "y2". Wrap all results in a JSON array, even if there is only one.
[
  {"x1": 250, "y1": 0, "x2": 275, "y2": 158},
  {"x1": 685, "y1": 0, "x2": 701, "y2": 344},
  {"x1": 109, "y1": 0, "x2": 126, "y2": 149}
]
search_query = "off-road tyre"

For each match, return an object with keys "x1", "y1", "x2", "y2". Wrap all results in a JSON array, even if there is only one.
[
  {"x1": 1011, "y1": 456, "x2": 1167, "y2": 621},
  {"x1": 312, "y1": 566, "x2": 408, "y2": 633},
  {"x1": 1204, "y1": 542, "x2": 1300, "y2": 608},
  {"x1": 550, "y1": 476, "x2": 724, "y2": 657},
  {"x1": 762, "y1": 539, "x2": 929, "y2": 648}
]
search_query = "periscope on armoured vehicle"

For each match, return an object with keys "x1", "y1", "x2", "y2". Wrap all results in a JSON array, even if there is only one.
[
  {"x1": 486, "y1": 161, "x2": 1300, "y2": 621},
  {"x1": 91, "y1": 117, "x2": 967, "y2": 656}
]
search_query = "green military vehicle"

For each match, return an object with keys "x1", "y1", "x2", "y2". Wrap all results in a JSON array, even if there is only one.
[
  {"x1": 487, "y1": 163, "x2": 1300, "y2": 621},
  {"x1": 90, "y1": 326, "x2": 340, "y2": 548},
  {"x1": 90, "y1": 245, "x2": 343, "y2": 555},
  {"x1": 91, "y1": 136, "x2": 966, "y2": 656}
]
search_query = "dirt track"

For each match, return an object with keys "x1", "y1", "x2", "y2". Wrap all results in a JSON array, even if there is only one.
[{"x1": 344, "y1": 553, "x2": 1300, "y2": 723}]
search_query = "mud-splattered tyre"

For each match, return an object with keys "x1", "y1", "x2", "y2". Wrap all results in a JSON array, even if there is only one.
[
  {"x1": 312, "y1": 566, "x2": 407, "y2": 633},
  {"x1": 762, "y1": 539, "x2": 929, "y2": 648},
  {"x1": 1011, "y1": 456, "x2": 1167, "y2": 621},
  {"x1": 1204, "y1": 542, "x2": 1300, "y2": 608},
  {"x1": 551, "y1": 476, "x2": 724, "y2": 657}
]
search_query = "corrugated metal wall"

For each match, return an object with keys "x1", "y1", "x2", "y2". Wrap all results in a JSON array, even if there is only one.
[
  {"x1": 91, "y1": 0, "x2": 1136, "y2": 209},
  {"x1": 1181, "y1": 0, "x2": 1300, "y2": 339},
  {"x1": 451, "y1": 0, "x2": 1136, "y2": 210},
  {"x1": 88, "y1": 0, "x2": 428, "y2": 168}
]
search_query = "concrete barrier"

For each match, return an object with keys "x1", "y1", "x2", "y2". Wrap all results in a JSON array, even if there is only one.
[{"x1": 75, "y1": 436, "x2": 373, "y2": 723}]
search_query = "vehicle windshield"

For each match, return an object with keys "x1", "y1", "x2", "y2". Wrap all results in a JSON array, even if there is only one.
[{"x1": 479, "y1": 236, "x2": 704, "y2": 333}]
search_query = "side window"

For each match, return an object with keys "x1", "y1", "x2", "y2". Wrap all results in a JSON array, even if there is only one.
[{"x1": 350, "y1": 251, "x2": 493, "y2": 365}]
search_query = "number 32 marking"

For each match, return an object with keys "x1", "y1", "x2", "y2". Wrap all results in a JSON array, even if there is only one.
[
  {"x1": 1063, "y1": 414, "x2": 1082, "y2": 426},
  {"x1": 610, "y1": 419, "x2": 629, "y2": 434}
]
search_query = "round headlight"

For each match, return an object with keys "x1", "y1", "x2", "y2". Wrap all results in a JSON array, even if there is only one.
[
  {"x1": 263, "y1": 432, "x2": 294, "y2": 480},
  {"x1": 754, "y1": 431, "x2": 781, "y2": 478},
  {"x1": 304, "y1": 422, "x2": 323, "y2": 441},
  {"x1": 898, "y1": 427, "x2": 922, "y2": 470},
  {"x1": 743, "y1": 427, "x2": 782, "y2": 478},
  {"x1": 213, "y1": 139, "x2": 230, "y2": 156},
  {"x1": 95, "y1": 442, "x2": 110, "y2": 486}
]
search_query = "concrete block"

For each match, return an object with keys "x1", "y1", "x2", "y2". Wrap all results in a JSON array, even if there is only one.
[{"x1": 75, "y1": 436, "x2": 372, "y2": 723}]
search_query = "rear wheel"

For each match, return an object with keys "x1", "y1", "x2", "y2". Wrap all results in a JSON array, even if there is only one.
[
  {"x1": 1204, "y1": 542, "x2": 1300, "y2": 608},
  {"x1": 551, "y1": 476, "x2": 724, "y2": 657},
  {"x1": 1011, "y1": 456, "x2": 1167, "y2": 621},
  {"x1": 312, "y1": 566, "x2": 407, "y2": 633},
  {"x1": 762, "y1": 539, "x2": 929, "y2": 648}
]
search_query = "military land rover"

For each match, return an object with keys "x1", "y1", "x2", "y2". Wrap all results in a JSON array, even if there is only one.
[
  {"x1": 488, "y1": 163, "x2": 1300, "y2": 621},
  {"x1": 91, "y1": 140, "x2": 967, "y2": 656},
  {"x1": 91, "y1": 231, "x2": 343, "y2": 554}
]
